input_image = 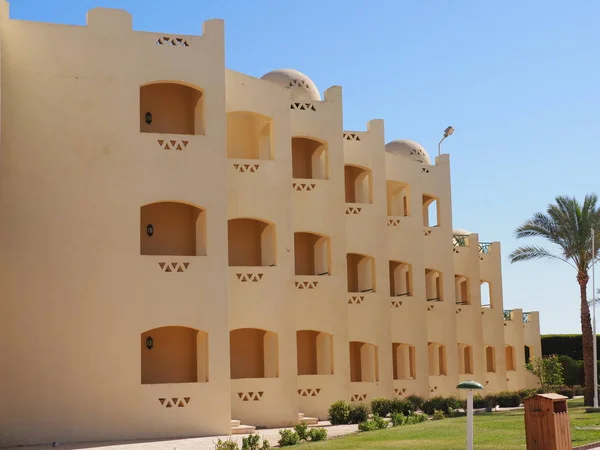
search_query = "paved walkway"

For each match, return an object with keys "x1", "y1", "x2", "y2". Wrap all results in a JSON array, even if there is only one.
[{"x1": 3, "y1": 422, "x2": 359, "y2": 450}]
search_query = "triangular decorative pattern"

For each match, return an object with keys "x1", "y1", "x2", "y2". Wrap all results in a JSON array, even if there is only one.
[
  {"x1": 288, "y1": 79, "x2": 311, "y2": 89},
  {"x1": 393, "y1": 388, "x2": 407, "y2": 397},
  {"x1": 292, "y1": 182, "x2": 317, "y2": 192},
  {"x1": 348, "y1": 295, "x2": 365, "y2": 305},
  {"x1": 351, "y1": 394, "x2": 367, "y2": 402},
  {"x1": 158, "y1": 397, "x2": 190, "y2": 408},
  {"x1": 237, "y1": 391, "x2": 264, "y2": 402},
  {"x1": 290, "y1": 102, "x2": 317, "y2": 111},
  {"x1": 233, "y1": 164, "x2": 260, "y2": 173},
  {"x1": 297, "y1": 388, "x2": 322, "y2": 397},
  {"x1": 236, "y1": 273, "x2": 264, "y2": 283},
  {"x1": 345, "y1": 206, "x2": 362, "y2": 215},
  {"x1": 427, "y1": 304, "x2": 435, "y2": 311},
  {"x1": 429, "y1": 386, "x2": 438, "y2": 393},
  {"x1": 343, "y1": 132, "x2": 361, "y2": 141},
  {"x1": 390, "y1": 300, "x2": 403, "y2": 308},
  {"x1": 158, "y1": 262, "x2": 190, "y2": 273},
  {"x1": 422, "y1": 167, "x2": 430, "y2": 174},
  {"x1": 157, "y1": 139, "x2": 189, "y2": 151},
  {"x1": 156, "y1": 36, "x2": 190, "y2": 47},
  {"x1": 388, "y1": 218, "x2": 401, "y2": 227},
  {"x1": 295, "y1": 281, "x2": 318, "y2": 290},
  {"x1": 424, "y1": 229, "x2": 432, "y2": 236}
]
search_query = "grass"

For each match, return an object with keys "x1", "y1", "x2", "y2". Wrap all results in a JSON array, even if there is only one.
[{"x1": 300, "y1": 399, "x2": 600, "y2": 450}]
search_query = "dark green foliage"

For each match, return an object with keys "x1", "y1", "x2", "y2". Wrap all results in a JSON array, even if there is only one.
[
  {"x1": 389, "y1": 398, "x2": 413, "y2": 415},
  {"x1": 348, "y1": 402, "x2": 369, "y2": 424},
  {"x1": 555, "y1": 386, "x2": 575, "y2": 398},
  {"x1": 574, "y1": 385, "x2": 585, "y2": 396},
  {"x1": 358, "y1": 420, "x2": 377, "y2": 432},
  {"x1": 390, "y1": 412, "x2": 406, "y2": 426},
  {"x1": 406, "y1": 394, "x2": 425, "y2": 411},
  {"x1": 372, "y1": 414, "x2": 389, "y2": 429},
  {"x1": 370, "y1": 397, "x2": 392, "y2": 417},
  {"x1": 293, "y1": 423, "x2": 308, "y2": 441},
  {"x1": 473, "y1": 394, "x2": 488, "y2": 409},
  {"x1": 241, "y1": 434, "x2": 270, "y2": 450},
  {"x1": 307, "y1": 428, "x2": 327, "y2": 442},
  {"x1": 494, "y1": 391, "x2": 522, "y2": 407},
  {"x1": 558, "y1": 355, "x2": 585, "y2": 386},
  {"x1": 421, "y1": 396, "x2": 464, "y2": 415},
  {"x1": 432, "y1": 409, "x2": 445, "y2": 420},
  {"x1": 278, "y1": 430, "x2": 300, "y2": 447},
  {"x1": 542, "y1": 335, "x2": 600, "y2": 360},
  {"x1": 406, "y1": 412, "x2": 428, "y2": 424},
  {"x1": 517, "y1": 389, "x2": 539, "y2": 402},
  {"x1": 216, "y1": 438, "x2": 240, "y2": 450},
  {"x1": 328, "y1": 400, "x2": 350, "y2": 425}
]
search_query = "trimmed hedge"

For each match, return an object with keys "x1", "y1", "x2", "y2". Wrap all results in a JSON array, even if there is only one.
[{"x1": 542, "y1": 334, "x2": 600, "y2": 360}]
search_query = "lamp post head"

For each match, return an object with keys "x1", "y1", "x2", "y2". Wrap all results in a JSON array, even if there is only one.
[
  {"x1": 457, "y1": 380, "x2": 484, "y2": 390},
  {"x1": 444, "y1": 126, "x2": 454, "y2": 138}
]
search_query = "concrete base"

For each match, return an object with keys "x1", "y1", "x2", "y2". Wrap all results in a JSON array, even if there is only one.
[{"x1": 585, "y1": 407, "x2": 600, "y2": 413}]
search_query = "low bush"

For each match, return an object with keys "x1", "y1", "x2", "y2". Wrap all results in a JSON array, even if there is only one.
[
  {"x1": 389, "y1": 398, "x2": 413, "y2": 415},
  {"x1": 555, "y1": 386, "x2": 574, "y2": 399},
  {"x1": 390, "y1": 412, "x2": 406, "y2": 427},
  {"x1": 328, "y1": 400, "x2": 351, "y2": 425},
  {"x1": 421, "y1": 396, "x2": 463, "y2": 415},
  {"x1": 494, "y1": 391, "x2": 521, "y2": 407},
  {"x1": 447, "y1": 407, "x2": 466, "y2": 418},
  {"x1": 307, "y1": 428, "x2": 327, "y2": 442},
  {"x1": 241, "y1": 435, "x2": 270, "y2": 450},
  {"x1": 473, "y1": 394, "x2": 488, "y2": 409},
  {"x1": 278, "y1": 430, "x2": 300, "y2": 447},
  {"x1": 517, "y1": 389, "x2": 538, "y2": 402},
  {"x1": 293, "y1": 423, "x2": 308, "y2": 442},
  {"x1": 406, "y1": 394, "x2": 425, "y2": 411},
  {"x1": 370, "y1": 397, "x2": 392, "y2": 417},
  {"x1": 372, "y1": 414, "x2": 389, "y2": 429},
  {"x1": 216, "y1": 438, "x2": 240, "y2": 450},
  {"x1": 358, "y1": 420, "x2": 377, "y2": 432},
  {"x1": 432, "y1": 409, "x2": 445, "y2": 420},
  {"x1": 574, "y1": 385, "x2": 585, "y2": 396},
  {"x1": 406, "y1": 412, "x2": 428, "y2": 424},
  {"x1": 348, "y1": 402, "x2": 369, "y2": 424}
]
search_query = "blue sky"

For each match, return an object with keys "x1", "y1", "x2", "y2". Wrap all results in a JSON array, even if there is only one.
[{"x1": 11, "y1": 1, "x2": 600, "y2": 334}]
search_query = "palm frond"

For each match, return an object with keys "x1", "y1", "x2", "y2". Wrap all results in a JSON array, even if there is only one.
[{"x1": 508, "y1": 245, "x2": 574, "y2": 268}]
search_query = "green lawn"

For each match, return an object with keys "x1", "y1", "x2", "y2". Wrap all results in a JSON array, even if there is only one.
[{"x1": 301, "y1": 400, "x2": 600, "y2": 450}]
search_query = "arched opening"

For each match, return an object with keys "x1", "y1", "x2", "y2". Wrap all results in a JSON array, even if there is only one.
[
  {"x1": 457, "y1": 343, "x2": 473, "y2": 375},
  {"x1": 141, "y1": 326, "x2": 208, "y2": 384},
  {"x1": 292, "y1": 137, "x2": 328, "y2": 179},
  {"x1": 140, "y1": 82, "x2": 204, "y2": 135},
  {"x1": 345, "y1": 165, "x2": 372, "y2": 203},
  {"x1": 228, "y1": 218, "x2": 276, "y2": 266},
  {"x1": 425, "y1": 269, "x2": 443, "y2": 301},
  {"x1": 428, "y1": 342, "x2": 447, "y2": 376},
  {"x1": 387, "y1": 181, "x2": 409, "y2": 216},
  {"x1": 389, "y1": 261, "x2": 412, "y2": 296},
  {"x1": 392, "y1": 343, "x2": 416, "y2": 380},
  {"x1": 454, "y1": 275, "x2": 470, "y2": 305},
  {"x1": 422, "y1": 194, "x2": 439, "y2": 227},
  {"x1": 480, "y1": 281, "x2": 493, "y2": 308},
  {"x1": 506, "y1": 345, "x2": 516, "y2": 371},
  {"x1": 347, "y1": 253, "x2": 375, "y2": 293},
  {"x1": 524, "y1": 345, "x2": 531, "y2": 364},
  {"x1": 349, "y1": 341, "x2": 379, "y2": 382},
  {"x1": 294, "y1": 232, "x2": 330, "y2": 275},
  {"x1": 485, "y1": 346, "x2": 496, "y2": 373},
  {"x1": 227, "y1": 112, "x2": 273, "y2": 160},
  {"x1": 296, "y1": 330, "x2": 334, "y2": 375},
  {"x1": 141, "y1": 202, "x2": 206, "y2": 256},
  {"x1": 230, "y1": 328, "x2": 279, "y2": 379}
]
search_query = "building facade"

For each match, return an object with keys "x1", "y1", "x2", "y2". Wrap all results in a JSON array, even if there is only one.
[{"x1": 0, "y1": 4, "x2": 542, "y2": 447}]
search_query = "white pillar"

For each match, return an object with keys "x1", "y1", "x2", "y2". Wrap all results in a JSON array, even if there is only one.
[{"x1": 467, "y1": 390, "x2": 474, "y2": 450}]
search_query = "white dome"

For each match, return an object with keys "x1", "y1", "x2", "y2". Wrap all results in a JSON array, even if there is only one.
[
  {"x1": 453, "y1": 228, "x2": 472, "y2": 235},
  {"x1": 260, "y1": 69, "x2": 321, "y2": 101},
  {"x1": 385, "y1": 140, "x2": 431, "y2": 165}
]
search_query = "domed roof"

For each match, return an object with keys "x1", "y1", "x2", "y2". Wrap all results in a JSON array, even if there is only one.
[
  {"x1": 453, "y1": 228, "x2": 472, "y2": 235},
  {"x1": 385, "y1": 140, "x2": 431, "y2": 165},
  {"x1": 260, "y1": 69, "x2": 321, "y2": 101}
]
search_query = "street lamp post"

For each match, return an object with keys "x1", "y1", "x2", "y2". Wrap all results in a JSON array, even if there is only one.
[
  {"x1": 457, "y1": 381, "x2": 484, "y2": 450},
  {"x1": 593, "y1": 227, "x2": 598, "y2": 408},
  {"x1": 437, "y1": 126, "x2": 454, "y2": 156}
]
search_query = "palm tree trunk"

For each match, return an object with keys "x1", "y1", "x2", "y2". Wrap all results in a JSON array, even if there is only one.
[{"x1": 579, "y1": 272, "x2": 594, "y2": 406}]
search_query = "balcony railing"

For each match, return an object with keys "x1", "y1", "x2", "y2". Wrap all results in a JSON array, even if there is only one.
[
  {"x1": 503, "y1": 310, "x2": 514, "y2": 321},
  {"x1": 427, "y1": 297, "x2": 442, "y2": 302},
  {"x1": 523, "y1": 312, "x2": 531, "y2": 323},
  {"x1": 394, "y1": 292, "x2": 411, "y2": 297},
  {"x1": 479, "y1": 242, "x2": 492, "y2": 254},
  {"x1": 481, "y1": 303, "x2": 492, "y2": 308},
  {"x1": 456, "y1": 300, "x2": 470, "y2": 305},
  {"x1": 453, "y1": 235, "x2": 469, "y2": 247}
]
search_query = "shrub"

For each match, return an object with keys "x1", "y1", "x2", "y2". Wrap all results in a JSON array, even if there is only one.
[
  {"x1": 372, "y1": 414, "x2": 388, "y2": 429},
  {"x1": 389, "y1": 398, "x2": 413, "y2": 415},
  {"x1": 421, "y1": 396, "x2": 463, "y2": 415},
  {"x1": 484, "y1": 394, "x2": 497, "y2": 408},
  {"x1": 216, "y1": 438, "x2": 240, "y2": 450},
  {"x1": 307, "y1": 428, "x2": 327, "y2": 442},
  {"x1": 555, "y1": 386, "x2": 574, "y2": 399},
  {"x1": 432, "y1": 409, "x2": 445, "y2": 420},
  {"x1": 406, "y1": 412, "x2": 428, "y2": 424},
  {"x1": 517, "y1": 389, "x2": 538, "y2": 402},
  {"x1": 473, "y1": 394, "x2": 487, "y2": 409},
  {"x1": 278, "y1": 430, "x2": 300, "y2": 447},
  {"x1": 348, "y1": 402, "x2": 369, "y2": 424},
  {"x1": 494, "y1": 391, "x2": 521, "y2": 408},
  {"x1": 358, "y1": 420, "x2": 377, "y2": 432},
  {"x1": 406, "y1": 394, "x2": 425, "y2": 411},
  {"x1": 558, "y1": 355, "x2": 584, "y2": 386},
  {"x1": 328, "y1": 400, "x2": 351, "y2": 425},
  {"x1": 293, "y1": 423, "x2": 308, "y2": 442},
  {"x1": 574, "y1": 385, "x2": 585, "y2": 396},
  {"x1": 390, "y1": 412, "x2": 406, "y2": 427},
  {"x1": 370, "y1": 397, "x2": 392, "y2": 417},
  {"x1": 447, "y1": 407, "x2": 466, "y2": 418},
  {"x1": 242, "y1": 435, "x2": 270, "y2": 450}
]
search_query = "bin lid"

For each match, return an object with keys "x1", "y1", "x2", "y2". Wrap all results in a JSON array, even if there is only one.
[
  {"x1": 535, "y1": 393, "x2": 568, "y2": 401},
  {"x1": 456, "y1": 381, "x2": 484, "y2": 390}
]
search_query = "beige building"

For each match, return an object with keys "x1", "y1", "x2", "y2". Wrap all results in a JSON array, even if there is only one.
[{"x1": 0, "y1": 4, "x2": 542, "y2": 447}]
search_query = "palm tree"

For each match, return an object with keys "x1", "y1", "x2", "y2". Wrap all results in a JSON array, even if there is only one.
[{"x1": 509, "y1": 194, "x2": 600, "y2": 406}]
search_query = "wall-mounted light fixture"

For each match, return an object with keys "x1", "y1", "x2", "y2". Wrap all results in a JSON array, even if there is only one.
[
  {"x1": 146, "y1": 224, "x2": 154, "y2": 237},
  {"x1": 145, "y1": 112, "x2": 153, "y2": 125},
  {"x1": 146, "y1": 336, "x2": 154, "y2": 350}
]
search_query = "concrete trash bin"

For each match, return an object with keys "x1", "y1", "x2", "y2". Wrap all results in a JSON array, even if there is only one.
[{"x1": 524, "y1": 393, "x2": 572, "y2": 450}]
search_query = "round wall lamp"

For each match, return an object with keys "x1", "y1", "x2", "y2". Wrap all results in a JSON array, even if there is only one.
[
  {"x1": 146, "y1": 336, "x2": 154, "y2": 350},
  {"x1": 145, "y1": 112, "x2": 153, "y2": 125},
  {"x1": 146, "y1": 224, "x2": 154, "y2": 237}
]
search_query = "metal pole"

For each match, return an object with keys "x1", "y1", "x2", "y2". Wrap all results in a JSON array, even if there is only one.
[
  {"x1": 467, "y1": 389, "x2": 474, "y2": 450},
  {"x1": 437, "y1": 136, "x2": 446, "y2": 156},
  {"x1": 593, "y1": 227, "x2": 598, "y2": 408}
]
